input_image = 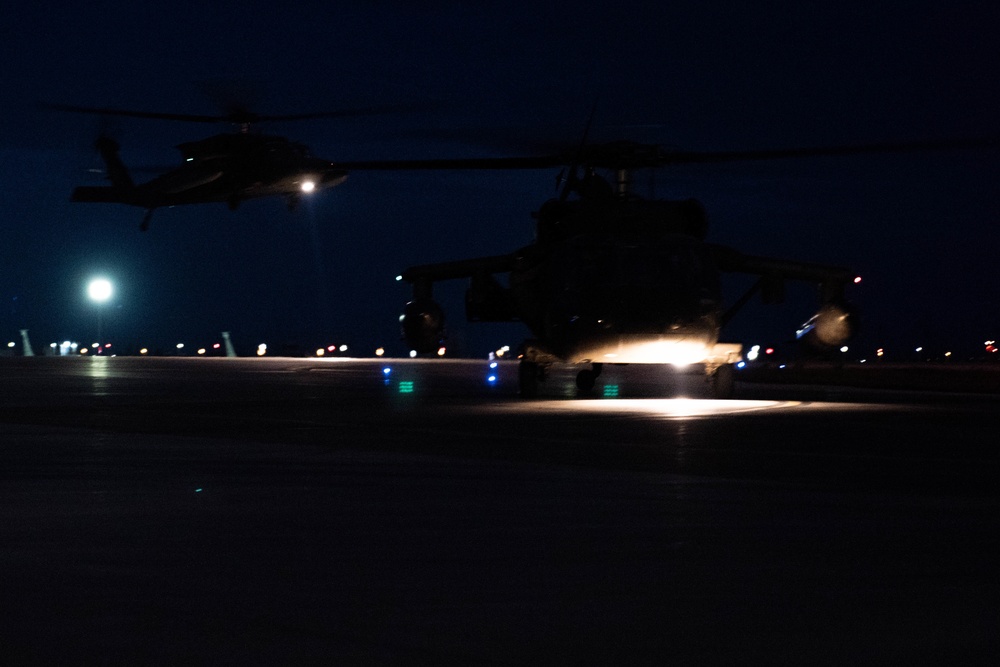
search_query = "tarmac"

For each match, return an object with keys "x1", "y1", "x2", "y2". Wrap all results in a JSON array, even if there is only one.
[{"x1": 1, "y1": 356, "x2": 997, "y2": 664}]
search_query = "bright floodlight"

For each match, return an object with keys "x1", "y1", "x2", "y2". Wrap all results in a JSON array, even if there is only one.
[{"x1": 88, "y1": 278, "x2": 113, "y2": 303}]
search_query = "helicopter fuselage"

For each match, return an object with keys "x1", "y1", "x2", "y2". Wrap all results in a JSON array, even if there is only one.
[
  {"x1": 71, "y1": 132, "x2": 348, "y2": 213},
  {"x1": 509, "y1": 232, "x2": 731, "y2": 366},
  {"x1": 399, "y1": 185, "x2": 855, "y2": 398}
]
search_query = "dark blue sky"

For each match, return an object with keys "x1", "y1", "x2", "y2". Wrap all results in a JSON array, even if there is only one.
[{"x1": 2, "y1": 1, "x2": 999, "y2": 357}]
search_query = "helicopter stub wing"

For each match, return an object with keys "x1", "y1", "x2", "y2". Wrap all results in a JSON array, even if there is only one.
[
  {"x1": 400, "y1": 253, "x2": 517, "y2": 298},
  {"x1": 711, "y1": 244, "x2": 859, "y2": 348},
  {"x1": 710, "y1": 244, "x2": 856, "y2": 287},
  {"x1": 398, "y1": 253, "x2": 519, "y2": 353}
]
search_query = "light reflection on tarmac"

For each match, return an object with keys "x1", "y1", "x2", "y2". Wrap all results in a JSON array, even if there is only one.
[
  {"x1": 0, "y1": 356, "x2": 997, "y2": 664},
  {"x1": 533, "y1": 397, "x2": 798, "y2": 417}
]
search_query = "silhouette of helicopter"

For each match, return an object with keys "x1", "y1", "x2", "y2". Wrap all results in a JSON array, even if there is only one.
[
  {"x1": 342, "y1": 135, "x2": 993, "y2": 398},
  {"x1": 51, "y1": 102, "x2": 400, "y2": 230}
]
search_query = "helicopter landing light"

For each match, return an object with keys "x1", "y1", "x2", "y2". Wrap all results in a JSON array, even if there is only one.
[
  {"x1": 631, "y1": 340, "x2": 710, "y2": 367},
  {"x1": 573, "y1": 336, "x2": 718, "y2": 366},
  {"x1": 300, "y1": 180, "x2": 317, "y2": 193}
]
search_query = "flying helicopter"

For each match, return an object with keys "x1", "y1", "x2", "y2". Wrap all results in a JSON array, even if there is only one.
[
  {"x1": 337, "y1": 134, "x2": 994, "y2": 398},
  {"x1": 49, "y1": 102, "x2": 402, "y2": 230}
]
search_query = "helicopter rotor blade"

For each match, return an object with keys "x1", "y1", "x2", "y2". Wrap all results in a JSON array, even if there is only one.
[
  {"x1": 334, "y1": 134, "x2": 999, "y2": 174},
  {"x1": 654, "y1": 137, "x2": 1000, "y2": 166},
  {"x1": 44, "y1": 103, "x2": 225, "y2": 124},
  {"x1": 44, "y1": 102, "x2": 418, "y2": 127}
]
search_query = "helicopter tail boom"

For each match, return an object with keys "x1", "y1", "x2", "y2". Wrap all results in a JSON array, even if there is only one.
[
  {"x1": 93, "y1": 136, "x2": 134, "y2": 189},
  {"x1": 72, "y1": 136, "x2": 139, "y2": 204}
]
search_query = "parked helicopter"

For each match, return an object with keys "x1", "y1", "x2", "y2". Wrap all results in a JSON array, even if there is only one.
[
  {"x1": 50, "y1": 102, "x2": 400, "y2": 230},
  {"x1": 339, "y1": 136, "x2": 992, "y2": 398}
]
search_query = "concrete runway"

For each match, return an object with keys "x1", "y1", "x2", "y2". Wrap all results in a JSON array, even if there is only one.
[{"x1": 1, "y1": 356, "x2": 997, "y2": 664}]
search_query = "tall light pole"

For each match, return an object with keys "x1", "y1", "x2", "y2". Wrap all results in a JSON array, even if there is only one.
[{"x1": 87, "y1": 278, "x2": 113, "y2": 346}]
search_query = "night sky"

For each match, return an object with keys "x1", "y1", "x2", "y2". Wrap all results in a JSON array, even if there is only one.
[{"x1": 2, "y1": 1, "x2": 999, "y2": 358}]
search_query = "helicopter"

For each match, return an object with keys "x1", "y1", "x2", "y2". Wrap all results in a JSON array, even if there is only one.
[
  {"x1": 50, "y1": 102, "x2": 398, "y2": 230},
  {"x1": 340, "y1": 135, "x2": 994, "y2": 398}
]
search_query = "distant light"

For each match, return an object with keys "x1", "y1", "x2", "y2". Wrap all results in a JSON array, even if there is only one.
[
  {"x1": 212, "y1": 343, "x2": 221, "y2": 349},
  {"x1": 876, "y1": 348, "x2": 884, "y2": 357},
  {"x1": 80, "y1": 348, "x2": 88, "y2": 355},
  {"x1": 489, "y1": 361, "x2": 498, "y2": 368},
  {"x1": 300, "y1": 180, "x2": 316, "y2": 193},
  {"x1": 487, "y1": 374, "x2": 497, "y2": 384},
  {"x1": 382, "y1": 367, "x2": 392, "y2": 375},
  {"x1": 327, "y1": 345, "x2": 336, "y2": 352},
  {"x1": 176, "y1": 343, "x2": 185, "y2": 349},
  {"x1": 853, "y1": 276, "x2": 862, "y2": 284},
  {"x1": 736, "y1": 361, "x2": 746, "y2": 369},
  {"x1": 87, "y1": 278, "x2": 113, "y2": 303},
  {"x1": 339, "y1": 345, "x2": 348, "y2": 352},
  {"x1": 140, "y1": 348, "x2": 148, "y2": 355},
  {"x1": 375, "y1": 347, "x2": 385, "y2": 357},
  {"x1": 395, "y1": 275, "x2": 403, "y2": 282},
  {"x1": 197, "y1": 348, "x2": 206, "y2": 355},
  {"x1": 840, "y1": 346, "x2": 849, "y2": 353},
  {"x1": 437, "y1": 346, "x2": 446, "y2": 357},
  {"x1": 765, "y1": 348, "x2": 774, "y2": 355},
  {"x1": 257, "y1": 343, "x2": 267, "y2": 357},
  {"x1": 409, "y1": 350, "x2": 417, "y2": 358},
  {"x1": 778, "y1": 364, "x2": 786, "y2": 369},
  {"x1": 915, "y1": 347, "x2": 923, "y2": 352},
  {"x1": 945, "y1": 351, "x2": 952, "y2": 357},
  {"x1": 316, "y1": 348, "x2": 325, "y2": 356},
  {"x1": 6, "y1": 342, "x2": 13, "y2": 348}
]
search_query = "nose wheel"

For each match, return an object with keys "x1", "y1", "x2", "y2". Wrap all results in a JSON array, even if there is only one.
[
  {"x1": 708, "y1": 363, "x2": 735, "y2": 399},
  {"x1": 575, "y1": 363, "x2": 603, "y2": 393},
  {"x1": 518, "y1": 360, "x2": 546, "y2": 398}
]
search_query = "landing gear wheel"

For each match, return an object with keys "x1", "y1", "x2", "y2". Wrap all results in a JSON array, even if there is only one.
[
  {"x1": 575, "y1": 363, "x2": 603, "y2": 394},
  {"x1": 576, "y1": 369, "x2": 596, "y2": 393},
  {"x1": 519, "y1": 360, "x2": 540, "y2": 398},
  {"x1": 710, "y1": 364, "x2": 735, "y2": 399}
]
